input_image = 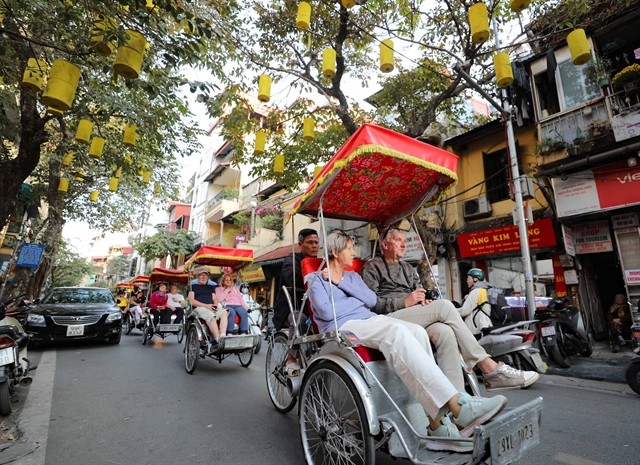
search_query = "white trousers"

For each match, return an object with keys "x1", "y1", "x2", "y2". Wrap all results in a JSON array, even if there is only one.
[
  {"x1": 388, "y1": 300, "x2": 490, "y2": 392},
  {"x1": 341, "y1": 315, "x2": 457, "y2": 419}
]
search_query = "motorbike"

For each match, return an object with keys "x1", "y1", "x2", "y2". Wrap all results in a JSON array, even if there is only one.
[
  {"x1": 625, "y1": 322, "x2": 640, "y2": 396},
  {"x1": 535, "y1": 298, "x2": 592, "y2": 368},
  {"x1": 0, "y1": 295, "x2": 34, "y2": 415},
  {"x1": 476, "y1": 320, "x2": 547, "y2": 373}
]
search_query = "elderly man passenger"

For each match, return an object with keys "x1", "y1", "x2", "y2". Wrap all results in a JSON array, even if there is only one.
[
  {"x1": 307, "y1": 232, "x2": 508, "y2": 453},
  {"x1": 188, "y1": 266, "x2": 228, "y2": 352},
  {"x1": 361, "y1": 227, "x2": 539, "y2": 392}
]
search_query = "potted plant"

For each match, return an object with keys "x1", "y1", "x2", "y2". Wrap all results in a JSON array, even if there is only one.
[
  {"x1": 256, "y1": 205, "x2": 284, "y2": 231},
  {"x1": 589, "y1": 56, "x2": 612, "y2": 88},
  {"x1": 535, "y1": 138, "x2": 554, "y2": 155},
  {"x1": 612, "y1": 63, "x2": 640, "y2": 90},
  {"x1": 587, "y1": 119, "x2": 612, "y2": 139}
]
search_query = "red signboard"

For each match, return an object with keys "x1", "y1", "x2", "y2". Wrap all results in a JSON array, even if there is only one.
[
  {"x1": 551, "y1": 255, "x2": 568, "y2": 297},
  {"x1": 457, "y1": 218, "x2": 557, "y2": 259}
]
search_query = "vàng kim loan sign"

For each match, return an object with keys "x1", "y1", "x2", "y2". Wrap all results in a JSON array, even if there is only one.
[{"x1": 457, "y1": 218, "x2": 556, "y2": 259}]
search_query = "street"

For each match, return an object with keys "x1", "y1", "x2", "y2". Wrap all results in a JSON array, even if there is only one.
[{"x1": 1, "y1": 333, "x2": 638, "y2": 465}]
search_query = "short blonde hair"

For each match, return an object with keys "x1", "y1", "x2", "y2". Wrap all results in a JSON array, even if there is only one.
[{"x1": 326, "y1": 231, "x2": 352, "y2": 259}]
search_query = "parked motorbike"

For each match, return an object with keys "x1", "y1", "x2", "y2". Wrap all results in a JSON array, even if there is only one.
[
  {"x1": 535, "y1": 298, "x2": 592, "y2": 368},
  {"x1": 247, "y1": 303, "x2": 263, "y2": 355},
  {"x1": 625, "y1": 322, "x2": 640, "y2": 396},
  {"x1": 0, "y1": 295, "x2": 34, "y2": 415},
  {"x1": 476, "y1": 320, "x2": 547, "y2": 373}
]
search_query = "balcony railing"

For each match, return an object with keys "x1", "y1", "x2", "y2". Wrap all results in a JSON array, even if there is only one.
[{"x1": 539, "y1": 100, "x2": 608, "y2": 146}]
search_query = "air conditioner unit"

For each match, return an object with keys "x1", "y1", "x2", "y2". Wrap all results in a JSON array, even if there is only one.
[{"x1": 463, "y1": 195, "x2": 492, "y2": 219}]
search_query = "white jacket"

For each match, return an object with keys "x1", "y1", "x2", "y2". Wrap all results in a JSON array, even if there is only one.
[{"x1": 459, "y1": 287, "x2": 493, "y2": 335}]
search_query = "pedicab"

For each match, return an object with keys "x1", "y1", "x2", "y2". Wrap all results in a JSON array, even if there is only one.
[
  {"x1": 264, "y1": 124, "x2": 543, "y2": 465},
  {"x1": 183, "y1": 246, "x2": 261, "y2": 373},
  {"x1": 140, "y1": 268, "x2": 189, "y2": 345}
]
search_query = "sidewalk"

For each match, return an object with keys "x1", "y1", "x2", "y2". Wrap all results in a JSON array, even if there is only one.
[{"x1": 545, "y1": 340, "x2": 637, "y2": 384}]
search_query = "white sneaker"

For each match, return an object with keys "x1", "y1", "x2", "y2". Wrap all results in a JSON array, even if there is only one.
[
  {"x1": 453, "y1": 392, "x2": 507, "y2": 438},
  {"x1": 426, "y1": 414, "x2": 473, "y2": 453},
  {"x1": 483, "y1": 362, "x2": 539, "y2": 391}
]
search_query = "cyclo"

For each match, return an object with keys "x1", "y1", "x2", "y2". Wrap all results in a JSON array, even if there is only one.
[
  {"x1": 264, "y1": 124, "x2": 543, "y2": 465},
  {"x1": 183, "y1": 246, "x2": 261, "y2": 373},
  {"x1": 140, "y1": 268, "x2": 188, "y2": 345}
]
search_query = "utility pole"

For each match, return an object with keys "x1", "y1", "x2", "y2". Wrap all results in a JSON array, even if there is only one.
[{"x1": 453, "y1": 21, "x2": 537, "y2": 321}]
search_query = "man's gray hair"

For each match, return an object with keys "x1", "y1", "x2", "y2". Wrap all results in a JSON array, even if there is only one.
[{"x1": 326, "y1": 231, "x2": 352, "y2": 259}]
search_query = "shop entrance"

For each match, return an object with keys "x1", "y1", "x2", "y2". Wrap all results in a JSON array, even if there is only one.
[{"x1": 580, "y1": 251, "x2": 626, "y2": 340}]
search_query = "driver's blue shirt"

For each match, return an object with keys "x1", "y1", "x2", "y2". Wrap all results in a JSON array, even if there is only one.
[{"x1": 191, "y1": 283, "x2": 217, "y2": 305}]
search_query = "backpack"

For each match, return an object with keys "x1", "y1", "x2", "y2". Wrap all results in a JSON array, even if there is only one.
[{"x1": 474, "y1": 285, "x2": 510, "y2": 326}]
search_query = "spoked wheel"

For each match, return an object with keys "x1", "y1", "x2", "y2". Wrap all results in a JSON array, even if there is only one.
[
  {"x1": 185, "y1": 326, "x2": 200, "y2": 374},
  {"x1": 299, "y1": 361, "x2": 374, "y2": 465},
  {"x1": 142, "y1": 322, "x2": 150, "y2": 345},
  {"x1": 238, "y1": 348, "x2": 254, "y2": 367},
  {"x1": 176, "y1": 324, "x2": 185, "y2": 344},
  {"x1": 265, "y1": 332, "x2": 296, "y2": 413}
]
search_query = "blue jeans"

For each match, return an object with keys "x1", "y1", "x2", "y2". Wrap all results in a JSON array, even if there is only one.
[{"x1": 226, "y1": 305, "x2": 248, "y2": 334}]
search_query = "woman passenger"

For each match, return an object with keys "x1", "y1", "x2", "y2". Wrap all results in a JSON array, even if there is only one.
[{"x1": 215, "y1": 273, "x2": 249, "y2": 335}]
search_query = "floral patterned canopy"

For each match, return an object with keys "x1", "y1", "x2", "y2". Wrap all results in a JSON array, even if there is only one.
[
  {"x1": 289, "y1": 123, "x2": 458, "y2": 226},
  {"x1": 184, "y1": 246, "x2": 254, "y2": 270}
]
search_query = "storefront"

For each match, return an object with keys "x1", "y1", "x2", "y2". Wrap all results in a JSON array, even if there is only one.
[{"x1": 553, "y1": 159, "x2": 640, "y2": 339}]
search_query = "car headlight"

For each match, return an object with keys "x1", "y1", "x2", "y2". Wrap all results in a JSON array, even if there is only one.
[
  {"x1": 106, "y1": 312, "x2": 122, "y2": 322},
  {"x1": 26, "y1": 313, "x2": 46, "y2": 326}
]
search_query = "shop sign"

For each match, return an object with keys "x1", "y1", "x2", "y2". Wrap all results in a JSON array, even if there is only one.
[
  {"x1": 572, "y1": 220, "x2": 613, "y2": 254},
  {"x1": 552, "y1": 255, "x2": 568, "y2": 297},
  {"x1": 16, "y1": 243, "x2": 45, "y2": 269},
  {"x1": 611, "y1": 213, "x2": 638, "y2": 229},
  {"x1": 457, "y1": 218, "x2": 556, "y2": 259},
  {"x1": 624, "y1": 269, "x2": 640, "y2": 285},
  {"x1": 233, "y1": 234, "x2": 247, "y2": 247},
  {"x1": 564, "y1": 269, "x2": 579, "y2": 285},
  {"x1": 553, "y1": 160, "x2": 640, "y2": 218},
  {"x1": 239, "y1": 264, "x2": 266, "y2": 283}
]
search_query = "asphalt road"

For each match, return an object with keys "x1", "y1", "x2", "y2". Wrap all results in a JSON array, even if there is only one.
[{"x1": 1, "y1": 332, "x2": 638, "y2": 465}]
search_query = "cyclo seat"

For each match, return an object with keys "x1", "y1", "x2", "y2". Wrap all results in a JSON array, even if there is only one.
[{"x1": 300, "y1": 257, "x2": 384, "y2": 361}]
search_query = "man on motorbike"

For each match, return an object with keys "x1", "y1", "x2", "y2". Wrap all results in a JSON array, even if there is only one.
[
  {"x1": 361, "y1": 227, "x2": 539, "y2": 392},
  {"x1": 459, "y1": 268, "x2": 493, "y2": 335}
]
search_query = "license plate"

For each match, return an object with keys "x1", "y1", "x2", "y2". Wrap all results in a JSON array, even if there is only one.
[
  {"x1": 485, "y1": 399, "x2": 542, "y2": 465},
  {"x1": 491, "y1": 422, "x2": 538, "y2": 464},
  {"x1": 0, "y1": 348, "x2": 15, "y2": 365},
  {"x1": 66, "y1": 325, "x2": 85, "y2": 337},
  {"x1": 158, "y1": 324, "x2": 181, "y2": 332},
  {"x1": 541, "y1": 326, "x2": 556, "y2": 337}
]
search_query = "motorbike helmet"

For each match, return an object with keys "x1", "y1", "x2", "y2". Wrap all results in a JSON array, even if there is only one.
[
  {"x1": 467, "y1": 268, "x2": 485, "y2": 281},
  {"x1": 547, "y1": 298, "x2": 565, "y2": 311}
]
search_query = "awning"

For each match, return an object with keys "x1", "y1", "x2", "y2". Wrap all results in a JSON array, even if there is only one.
[{"x1": 253, "y1": 245, "x2": 297, "y2": 267}]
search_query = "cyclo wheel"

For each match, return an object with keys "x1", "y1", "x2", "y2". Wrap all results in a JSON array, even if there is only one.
[
  {"x1": 142, "y1": 320, "x2": 150, "y2": 345},
  {"x1": 185, "y1": 326, "x2": 200, "y2": 374},
  {"x1": 177, "y1": 324, "x2": 185, "y2": 344},
  {"x1": 238, "y1": 348, "x2": 253, "y2": 367},
  {"x1": 299, "y1": 361, "x2": 375, "y2": 465},
  {"x1": 265, "y1": 332, "x2": 296, "y2": 413}
]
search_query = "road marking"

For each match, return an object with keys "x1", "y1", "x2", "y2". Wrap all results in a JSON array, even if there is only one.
[
  {"x1": 554, "y1": 452, "x2": 607, "y2": 465},
  {"x1": 13, "y1": 350, "x2": 56, "y2": 465}
]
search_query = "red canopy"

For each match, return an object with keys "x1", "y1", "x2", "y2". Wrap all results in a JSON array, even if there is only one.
[
  {"x1": 129, "y1": 275, "x2": 149, "y2": 284},
  {"x1": 115, "y1": 282, "x2": 133, "y2": 289},
  {"x1": 289, "y1": 123, "x2": 458, "y2": 226},
  {"x1": 185, "y1": 246, "x2": 253, "y2": 270},
  {"x1": 148, "y1": 268, "x2": 190, "y2": 284}
]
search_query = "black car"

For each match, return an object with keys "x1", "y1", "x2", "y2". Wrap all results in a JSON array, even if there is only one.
[{"x1": 26, "y1": 287, "x2": 122, "y2": 345}]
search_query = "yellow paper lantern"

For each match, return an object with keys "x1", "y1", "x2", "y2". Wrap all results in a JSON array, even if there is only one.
[
  {"x1": 47, "y1": 107, "x2": 64, "y2": 117},
  {"x1": 75, "y1": 119, "x2": 93, "y2": 144},
  {"x1": 89, "y1": 137, "x2": 106, "y2": 159},
  {"x1": 494, "y1": 52, "x2": 514, "y2": 88},
  {"x1": 124, "y1": 153, "x2": 133, "y2": 165},
  {"x1": 90, "y1": 190, "x2": 99, "y2": 202},
  {"x1": 567, "y1": 29, "x2": 591, "y2": 65},
  {"x1": 258, "y1": 74, "x2": 272, "y2": 102},
  {"x1": 255, "y1": 130, "x2": 266, "y2": 154},
  {"x1": 108, "y1": 177, "x2": 119, "y2": 192},
  {"x1": 115, "y1": 167, "x2": 123, "y2": 178},
  {"x1": 41, "y1": 59, "x2": 81, "y2": 111},
  {"x1": 141, "y1": 170, "x2": 152, "y2": 184},
  {"x1": 323, "y1": 48, "x2": 336, "y2": 79},
  {"x1": 21, "y1": 58, "x2": 48, "y2": 92},
  {"x1": 146, "y1": 0, "x2": 157, "y2": 14},
  {"x1": 114, "y1": 30, "x2": 147, "y2": 79},
  {"x1": 62, "y1": 152, "x2": 75, "y2": 167},
  {"x1": 273, "y1": 154, "x2": 285, "y2": 175},
  {"x1": 469, "y1": 3, "x2": 490, "y2": 45},
  {"x1": 296, "y1": 2, "x2": 311, "y2": 30},
  {"x1": 123, "y1": 123, "x2": 137, "y2": 147},
  {"x1": 58, "y1": 178, "x2": 70, "y2": 193},
  {"x1": 380, "y1": 39, "x2": 394, "y2": 73},
  {"x1": 341, "y1": 0, "x2": 356, "y2": 8},
  {"x1": 509, "y1": 0, "x2": 530, "y2": 13},
  {"x1": 303, "y1": 117, "x2": 315, "y2": 141},
  {"x1": 90, "y1": 15, "x2": 116, "y2": 57}
]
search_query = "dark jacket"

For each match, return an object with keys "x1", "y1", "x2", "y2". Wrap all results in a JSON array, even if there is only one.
[{"x1": 273, "y1": 251, "x2": 307, "y2": 330}]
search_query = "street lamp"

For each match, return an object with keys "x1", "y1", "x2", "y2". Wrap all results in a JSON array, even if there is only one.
[{"x1": 249, "y1": 201, "x2": 258, "y2": 240}]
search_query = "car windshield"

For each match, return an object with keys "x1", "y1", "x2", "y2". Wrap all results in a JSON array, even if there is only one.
[{"x1": 42, "y1": 289, "x2": 114, "y2": 304}]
